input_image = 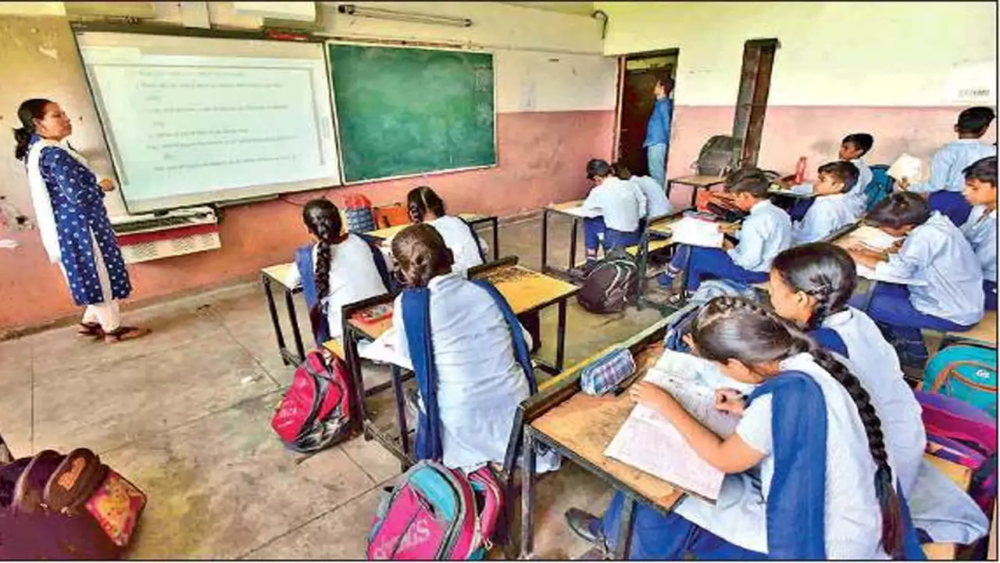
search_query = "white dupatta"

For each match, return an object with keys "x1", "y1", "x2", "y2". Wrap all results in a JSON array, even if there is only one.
[{"x1": 26, "y1": 138, "x2": 93, "y2": 264}]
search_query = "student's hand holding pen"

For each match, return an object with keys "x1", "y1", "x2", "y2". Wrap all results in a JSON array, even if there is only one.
[
  {"x1": 714, "y1": 388, "x2": 745, "y2": 416},
  {"x1": 628, "y1": 381, "x2": 679, "y2": 415}
]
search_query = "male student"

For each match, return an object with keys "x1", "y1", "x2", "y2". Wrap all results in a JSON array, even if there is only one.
[
  {"x1": 791, "y1": 161, "x2": 861, "y2": 245},
  {"x1": 582, "y1": 159, "x2": 647, "y2": 263},
  {"x1": 644, "y1": 75, "x2": 673, "y2": 187},
  {"x1": 901, "y1": 106, "x2": 996, "y2": 225}
]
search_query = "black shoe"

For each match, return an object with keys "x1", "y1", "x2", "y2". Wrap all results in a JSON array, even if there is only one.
[{"x1": 565, "y1": 508, "x2": 607, "y2": 549}]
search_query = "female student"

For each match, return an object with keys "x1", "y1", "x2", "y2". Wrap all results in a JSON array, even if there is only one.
[
  {"x1": 284, "y1": 199, "x2": 388, "y2": 344},
  {"x1": 14, "y1": 98, "x2": 149, "y2": 343},
  {"x1": 768, "y1": 243, "x2": 925, "y2": 493},
  {"x1": 846, "y1": 192, "x2": 984, "y2": 365},
  {"x1": 388, "y1": 224, "x2": 556, "y2": 471},
  {"x1": 959, "y1": 156, "x2": 997, "y2": 311},
  {"x1": 406, "y1": 186, "x2": 487, "y2": 272},
  {"x1": 566, "y1": 296, "x2": 921, "y2": 559}
]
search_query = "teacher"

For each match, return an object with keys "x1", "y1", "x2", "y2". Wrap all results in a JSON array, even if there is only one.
[
  {"x1": 644, "y1": 75, "x2": 673, "y2": 188},
  {"x1": 13, "y1": 98, "x2": 149, "y2": 343}
]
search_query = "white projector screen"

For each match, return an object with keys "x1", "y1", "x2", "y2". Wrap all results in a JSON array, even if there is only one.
[{"x1": 75, "y1": 32, "x2": 340, "y2": 213}]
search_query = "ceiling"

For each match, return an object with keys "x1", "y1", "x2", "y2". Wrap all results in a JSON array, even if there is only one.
[{"x1": 501, "y1": 2, "x2": 595, "y2": 17}]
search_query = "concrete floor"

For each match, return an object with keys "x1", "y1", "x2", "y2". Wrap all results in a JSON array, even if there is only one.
[{"x1": 0, "y1": 212, "x2": 666, "y2": 560}]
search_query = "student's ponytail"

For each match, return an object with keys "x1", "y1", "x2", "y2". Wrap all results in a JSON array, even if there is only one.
[
  {"x1": 771, "y1": 243, "x2": 858, "y2": 329},
  {"x1": 691, "y1": 296, "x2": 903, "y2": 556},
  {"x1": 13, "y1": 98, "x2": 52, "y2": 162},
  {"x1": 302, "y1": 199, "x2": 345, "y2": 314}
]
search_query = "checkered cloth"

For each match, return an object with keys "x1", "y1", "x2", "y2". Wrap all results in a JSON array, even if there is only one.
[{"x1": 581, "y1": 347, "x2": 636, "y2": 396}]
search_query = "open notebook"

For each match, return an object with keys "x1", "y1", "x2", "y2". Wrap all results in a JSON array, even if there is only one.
[
  {"x1": 669, "y1": 216, "x2": 725, "y2": 248},
  {"x1": 604, "y1": 349, "x2": 741, "y2": 501}
]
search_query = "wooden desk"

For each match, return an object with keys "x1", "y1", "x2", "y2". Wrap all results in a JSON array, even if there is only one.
[
  {"x1": 540, "y1": 200, "x2": 590, "y2": 281},
  {"x1": 520, "y1": 306, "x2": 699, "y2": 559},
  {"x1": 363, "y1": 213, "x2": 500, "y2": 261},
  {"x1": 260, "y1": 262, "x2": 308, "y2": 366},
  {"x1": 667, "y1": 175, "x2": 726, "y2": 208},
  {"x1": 942, "y1": 310, "x2": 997, "y2": 349}
]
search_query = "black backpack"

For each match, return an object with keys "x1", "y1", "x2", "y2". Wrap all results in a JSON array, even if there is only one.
[{"x1": 576, "y1": 248, "x2": 640, "y2": 314}]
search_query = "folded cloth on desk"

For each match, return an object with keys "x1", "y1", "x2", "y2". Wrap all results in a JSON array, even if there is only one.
[{"x1": 580, "y1": 347, "x2": 636, "y2": 396}]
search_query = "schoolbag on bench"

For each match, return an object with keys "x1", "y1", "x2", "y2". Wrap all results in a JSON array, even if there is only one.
[
  {"x1": 922, "y1": 343, "x2": 997, "y2": 417},
  {"x1": 367, "y1": 461, "x2": 502, "y2": 560},
  {"x1": 577, "y1": 247, "x2": 640, "y2": 314},
  {"x1": 0, "y1": 445, "x2": 147, "y2": 559},
  {"x1": 271, "y1": 350, "x2": 353, "y2": 453}
]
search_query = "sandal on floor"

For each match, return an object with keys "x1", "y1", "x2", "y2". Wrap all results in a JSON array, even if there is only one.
[
  {"x1": 77, "y1": 322, "x2": 103, "y2": 337},
  {"x1": 104, "y1": 326, "x2": 151, "y2": 344}
]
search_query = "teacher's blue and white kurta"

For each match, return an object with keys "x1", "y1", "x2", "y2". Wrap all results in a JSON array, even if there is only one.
[{"x1": 31, "y1": 136, "x2": 131, "y2": 306}]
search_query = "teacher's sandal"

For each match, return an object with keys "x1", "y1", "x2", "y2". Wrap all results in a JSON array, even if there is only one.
[{"x1": 103, "y1": 326, "x2": 151, "y2": 344}]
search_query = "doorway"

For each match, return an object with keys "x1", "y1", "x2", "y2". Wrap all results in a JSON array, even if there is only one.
[{"x1": 616, "y1": 50, "x2": 678, "y2": 179}]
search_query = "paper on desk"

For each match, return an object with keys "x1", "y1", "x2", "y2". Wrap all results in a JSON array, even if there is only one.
[
  {"x1": 670, "y1": 217, "x2": 724, "y2": 248},
  {"x1": 359, "y1": 328, "x2": 414, "y2": 370},
  {"x1": 855, "y1": 263, "x2": 928, "y2": 286},
  {"x1": 847, "y1": 225, "x2": 902, "y2": 251},
  {"x1": 888, "y1": 154, "x2": 923, "y2": 182},
  {"x1": 560, "y1": 206, "x2": 602, "y2": 219}
]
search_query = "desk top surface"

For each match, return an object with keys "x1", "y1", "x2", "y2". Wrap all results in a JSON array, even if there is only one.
[
  {"x1": 348, "y1": 264, "x2": 579, "y2": 340},
  {"x1": 261, "y1": 262, "x2": 297, "y2": 291},
  {"x1": 545, "y1": 200, "x2": 586, "y2": 213},
  {"x1": 365, "y1": 213, "x2": 492, "y2": 241},
  {"x1": 529, "y1": 342, "x2": 686, "y2": 512},
  {"x1": 669, "y1": 174, "x2": 726, "y2": 187}
]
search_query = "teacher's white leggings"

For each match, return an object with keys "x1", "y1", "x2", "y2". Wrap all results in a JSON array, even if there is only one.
[{"x1": 60, "y1": 232, "x2": 121, "y2": 332}]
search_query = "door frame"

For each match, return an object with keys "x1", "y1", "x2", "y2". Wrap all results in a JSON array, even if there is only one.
[{"x1": 612, "y1": 48, "x2": 680, "y2": 162}]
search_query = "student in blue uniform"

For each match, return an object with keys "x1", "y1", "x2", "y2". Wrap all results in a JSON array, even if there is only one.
[
  {"x1": 284, "y1": 199, "x2": 388, "y2": 344},
  {"x1": 658, "y1": 171, "x2": 792, "y2": 295},
  {"x1": 388, "y1": 224, "x2": 557, "y2": 472},
  {"x1": 769, "y1": 243, "x2": 925, "y2": 493},
  {"x1": 582, "y1": 159, "x2": 647, "y2": 263},
  {"x1": 901, "y1": 106, "x2": 996, "y2": 225},
  {"x1": 847, "y1": 192, "x2": 984, "y2": 366},
  {"x1": 790, "y1": 161, "x2": 861, "y2": 245},
  {"x1": 782, "y1": 133, "x2": 874, "y2": 220},
  {"x1": 407, "y1": 186, "x2": 487, "y2": 272},
  {"x1": 959, "y1": 156, "x2": 997, "y2": 311},
  {"x1": 564, "y1": 296, "x2": 922, "y2": 560},
  {"x1": 613, "y1": 162, "x2": 672, "y2": 219}
]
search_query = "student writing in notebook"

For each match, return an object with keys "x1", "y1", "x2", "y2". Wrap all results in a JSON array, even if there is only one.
[
  {"x1": 581, "y1": 158, "x2": 647, "y2": 264},
  {"x1": 285, "y1": 199, "x2": 389, "y2": 344},
  {"x1": 768, "y1": 243, "x2": 925, "y2": 493},
  {"x1": 900, "y1": 106, "x2": 996, "y2": 225},
  {"x1": 406, "y1": 186, "x2": 488, "y2": 273},
  {"x1": 565, "y1": 296, "x2": 922, "y2": 559},
  {"x1": 958, "y1": 156, "x2": 997, "y2": 311},
  {"x1": 790, "y1": 161, "x2": 862, "y2": 245},
  {"x1": 846, "y1": 192, "x2": 984, "y2": 367}
]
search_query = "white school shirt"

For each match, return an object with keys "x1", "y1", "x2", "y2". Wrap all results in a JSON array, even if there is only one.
[
  {"x1": 429, "y1": 215, "x2": 487, "y2": 272},
  {"x1": 960, "y1": 204, "x2": 997, "y2": 283},
  {"x1": 728, "y1": 199, "x2": 793, "y2": 272},
  {"x1": 391, "y1": 273, "x2": 558, "y2": 472},
  {"x1": 791, "y1": 193, "x2": 860, "y2": 245},
  {"x1": 907, "y1": 140, "x2": 996, "y2": 194},
  {"x1": 875, "y1": 212, "x2": 985, "y2": 326},
  {"x1": 630, "y1": 175, "x2": 673, "y2": 218},
  {"x1": 284, "y1": 234, "x2": 388, "y2": 340},
  {"x1": 847, "y1": 158, "x2": 873, "y2": 216},
  {"x1": 583, "y1": 176, "x2": 647, "y2": 232},
  {"x1": 822, "y1": 307, "x2": 926, "y2": 494}
]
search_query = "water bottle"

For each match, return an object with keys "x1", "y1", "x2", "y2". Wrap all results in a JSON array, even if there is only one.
[{"x1": 794, "y1": 156, "x2": 808, "y2": 184}]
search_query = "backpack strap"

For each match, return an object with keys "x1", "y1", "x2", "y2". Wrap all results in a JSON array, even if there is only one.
[
  {"x1": 809, "y1": 327, "x2": 849, "y2": 359},
  {"x1": 459, "y1": 217, "x2": 488, "y2": 264},
  {"x1": 471, "y1": 279, "x2": 537, "y2": 394},
  {"x1": 363, "y1": 235, "x2": 395, "y2": 292},
  {"x1": 401, "y1": 288, "x2": 444, "y2": 462}
]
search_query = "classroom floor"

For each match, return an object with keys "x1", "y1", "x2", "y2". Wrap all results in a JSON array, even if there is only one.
[{"x1": 0, "y1": 212, "x2": 664, "y2": 559}]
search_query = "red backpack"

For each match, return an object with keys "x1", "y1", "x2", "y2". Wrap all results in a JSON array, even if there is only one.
[{"x1": 271, "y1": 350, "x2": 353, "y2": 453}]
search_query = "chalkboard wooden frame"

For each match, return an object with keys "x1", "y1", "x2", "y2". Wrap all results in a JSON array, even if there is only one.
[{"x1": 325, "y1": 40, "x2": 498, "y2": 185}]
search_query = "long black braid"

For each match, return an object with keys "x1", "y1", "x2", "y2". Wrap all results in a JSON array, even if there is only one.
[
  {"x1": 691, "y1": 296, "x2": 903, "y2": 556},
  {"x1": 771, "y1": 243, "x2": 859, "y2": 330},
  {"x1": 302, "y1": 199, "x2": 344, "y2": 323}
]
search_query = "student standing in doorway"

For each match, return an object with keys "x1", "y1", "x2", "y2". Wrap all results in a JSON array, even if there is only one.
[{"x1": 644, "y1": 74, "x2": 673, "y2": 188}]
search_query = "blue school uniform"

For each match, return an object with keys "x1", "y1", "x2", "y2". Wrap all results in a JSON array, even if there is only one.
[
  {"x1": 907, "y1": 140, "x2": 996, "y2": 225},
  {"x1": 583, "y1": 177, "x2": 647, "y2": 257},
  {"x1": 791, "y1": 193, "x2": 859, "y2": 245},
  {"x1": 960, "y1": 204, "x2": 997, "y2": 310},
  {"x1": 32, "y1": 136, "x2": 131, "y2": 306}
]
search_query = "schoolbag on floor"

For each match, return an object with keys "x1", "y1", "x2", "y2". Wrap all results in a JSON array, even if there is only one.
[
  {"x1": 367, "y1": 461, "x2": 502, "y2": 560},
  {"x1": 271, "y1": 350, "x2": 353, "y2": 453},
  {"x1": 576, "y1": 248, "x2": 639, "y2": 314},
  {"x1": 0, "y1": 445, "x2": 146, "y2": 559},
  {"x1": 917, "y1": 390, "x2": 997, "y2": 516},
  {"x1": 923, "y1": 343, "x2": 997, "y2": 416}
]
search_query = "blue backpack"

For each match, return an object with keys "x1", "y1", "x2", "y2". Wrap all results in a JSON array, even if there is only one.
[
  {"x1": 864, "y1": 164, "x2": 895, "y2": 212},
  {"x1": 923, "y1": 343, "x2": 998, "y2": 417}
]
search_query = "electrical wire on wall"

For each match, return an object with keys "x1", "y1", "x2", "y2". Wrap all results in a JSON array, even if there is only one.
[{"x1": 592, "y1": 10, "x2": 608, "y2": 40}]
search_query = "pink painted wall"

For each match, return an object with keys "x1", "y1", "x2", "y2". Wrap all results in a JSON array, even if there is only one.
[
  {"x1": 662, "y1": 105, "x2": 998, "y2": 207},
  {"x1": 0, "y1": 109, "x2": 614, "y2": 333}
]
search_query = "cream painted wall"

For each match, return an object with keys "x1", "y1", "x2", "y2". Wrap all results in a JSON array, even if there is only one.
[
  {"x1": 495, "y1": 51, "x2": 616, "y2": 112},
  {"x1": 597, "y1": 1, "x2": 997, "y2": 107}
]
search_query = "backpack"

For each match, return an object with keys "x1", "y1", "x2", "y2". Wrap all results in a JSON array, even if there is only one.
[
  {"x1": 0, "y1": 445, "x2": 146, "y2": 559},
  {"x1": 865, "y1": 164, "x2": 895, "y2": 212},
  {"x1": 692, "y1": 135, "x2": 739, "y2": 176},
  {"x1": 663, "y1": 303, "x2": 700, "y2": 353},
  {"x1": 367, "y1": 461, "x2": 502, "y2": 560},
  {"x1": 917, "y1": 390, "x2": 997, "y2": 516},
  {"x1": 576, "y1": 247, "x2": 640, "y2": 314},
  {"x1": 271, "y1": 350, "x2": 353, "y2": 453},
  {"x1": 922, "y1": 343, "x2": 997, "y2": 417},
  {"x1": 344, "y1": 194, "x2": 376, "y2": 233}
]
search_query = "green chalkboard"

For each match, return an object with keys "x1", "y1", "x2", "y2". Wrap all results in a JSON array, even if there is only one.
[{"x1": 328, "y1": 44, "x2": 496, "y2": 182}]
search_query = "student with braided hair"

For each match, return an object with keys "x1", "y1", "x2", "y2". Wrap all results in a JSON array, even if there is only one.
[
  {"x1": 768, "y1": 243, "x2": 925, "y2": 494},
  {"x1": 565, "y1": 296, "x2": 922, "y2": 559},
  {"x1": 285, "y1": 199, "x2": 388, "y2": 344}
]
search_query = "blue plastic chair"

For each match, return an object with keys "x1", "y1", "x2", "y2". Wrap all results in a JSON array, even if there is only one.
[{"x1": 865, "y1": 164, "x2": 895, "y2": 211}]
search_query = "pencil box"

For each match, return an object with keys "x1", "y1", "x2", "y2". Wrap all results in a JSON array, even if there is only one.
[{"x1": 580, "y1": 347, "x2": 636, "y2": 396}]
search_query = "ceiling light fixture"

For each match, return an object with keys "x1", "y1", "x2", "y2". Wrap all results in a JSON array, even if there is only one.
[{"x1": 336, "y1": 5, "x2": 473, "y2": 28}]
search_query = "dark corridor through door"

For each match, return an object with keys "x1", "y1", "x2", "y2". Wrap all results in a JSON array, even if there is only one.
[{"x1": 617, "y1": 52, "x2": 678, "y2": 179}]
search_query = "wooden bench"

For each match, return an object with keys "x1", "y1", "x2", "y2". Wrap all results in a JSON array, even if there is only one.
[{"x1": 940, "y1": 310, "x2": 998, "y2": 349}]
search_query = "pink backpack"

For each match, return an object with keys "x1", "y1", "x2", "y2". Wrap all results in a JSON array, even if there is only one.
[
  {"x1": 271, "y1": 350, "x2": 353, "y2": 453},
  {"x1": 367, "y1": 461, "x2": 502, "y2": 560}
]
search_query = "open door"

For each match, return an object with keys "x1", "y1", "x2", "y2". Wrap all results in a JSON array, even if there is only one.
[
  {"x1": 732, "y1": 39, "x2": 779, "y2": 168},
  {"x1": 616, "y1": 51, "x2": 678, "y2": 178}
]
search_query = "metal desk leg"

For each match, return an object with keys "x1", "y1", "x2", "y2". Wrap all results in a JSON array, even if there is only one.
[
  {"x1": 541, "y1": 209, "x2": 550, "y2": 273},
  {"x1": 568, "y1": 218, "x2": 579, "y2": 271},
  {"x1": 689, "y1": 185, "x2": 699, "y2": 209},
  {"x1": 680, "y1": 244, "x2": 695, "y2": 299},
  {"x1": 390, "y1": 364, "x2": 410, "y2": 471},
  {"x1": 555, "y1": 299, "x2": 568, "y2": 372},
  {"x1": 666, "y1": 180, "x2": 674, "y2": 200},
  {"x1": 613, "y1": 495, "x2": 637, "y2": 560},
  {"x1": 345, "y1": 327, "x2": 370, "y2": 438},
  {"x1": 520, "y1": 427, "x2": 538, "y2": 559},
  {"x1": 262, "y1": 276, "x2": 289, "y2": 366},
  {"x1": 491, "y1": 217, "x2": 500, "y2": 261},
  {"x1": 284, "y1": 290, "x2": 306, "y2": 364}
]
